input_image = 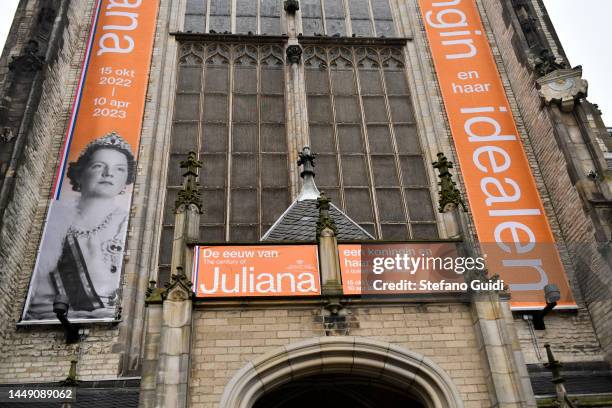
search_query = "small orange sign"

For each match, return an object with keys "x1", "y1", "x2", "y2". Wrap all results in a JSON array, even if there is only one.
[
  {"x1": 418, "y1": 0, "x2": 574, "y2": 309},
  {"x1": 193, "y1": 245, "x2": 321, "y2": 297}
]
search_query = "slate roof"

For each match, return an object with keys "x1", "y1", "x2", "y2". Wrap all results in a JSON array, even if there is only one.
[
  {"x1": 529, "y1": 362, "x2": 612, "y2": 396},
  {"x1": 262, "y1": 200, "x2": 374, "y2": 242},
  {"x1": 4, "y1": 379, "x2": 140, "y2": 408}
]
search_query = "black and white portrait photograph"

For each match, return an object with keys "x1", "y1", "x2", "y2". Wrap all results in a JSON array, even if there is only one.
[{"x1": 22, "y1": 132, "x2": 135, "y2": 322}]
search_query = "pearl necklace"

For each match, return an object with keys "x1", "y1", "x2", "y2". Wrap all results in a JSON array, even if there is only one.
[{"x1": 68, "y1": 212, "x2": 114, "y2": 238}]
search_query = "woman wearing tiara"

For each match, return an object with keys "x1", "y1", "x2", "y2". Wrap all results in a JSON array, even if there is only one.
[{"x1": 23, "y1": 132, "x2": 136, "y2": 321}]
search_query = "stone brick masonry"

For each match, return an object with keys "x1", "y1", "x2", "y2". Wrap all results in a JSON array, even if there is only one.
[{"x1": 190, "y1": 304, "x2": 491, "y2": 408}]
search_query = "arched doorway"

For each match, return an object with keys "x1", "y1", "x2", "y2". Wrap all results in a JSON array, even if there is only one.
[
  {"x1": 220, "y1": 337, "x2": 464, "y2": 408},
  {"x1": 253, "y1": 373, "x2": 425, "y2": 408}
]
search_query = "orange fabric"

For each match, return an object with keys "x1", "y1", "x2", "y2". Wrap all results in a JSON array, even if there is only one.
[
  {"x1": 62, "y1": 0, "x2": 159, "y2": 172},
  {"x1": 418, "y1": 0, "x2": 574, "y2": 308},
  {"x1": 193, "y1": 245, "x2": 321, "y2": 297}
]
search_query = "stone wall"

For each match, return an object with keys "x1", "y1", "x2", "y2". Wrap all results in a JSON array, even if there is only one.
[
  {"x1": 190, "y1": 303, "x2": 492, "y2": 408},
  {"x1": 478, "y1": 0, "x2": 612, "y2": 364},
  {"x1": 0, "y1": 0, "x2": 109, "y2": 382}
]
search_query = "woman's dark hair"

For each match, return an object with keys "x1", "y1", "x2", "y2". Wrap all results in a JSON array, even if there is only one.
[{"x1": 66, "y1": 134, "x2": 136, "y2": 192}]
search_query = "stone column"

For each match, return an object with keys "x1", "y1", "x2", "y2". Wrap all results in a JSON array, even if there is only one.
[
  {"x1": 147, "y1": 152, "x2": 202, "y2": 408},
  {"x1": 284, "y1": 1, "x2": 309, "y2": 199},
  {"x1": 316, "y1": 192, "x2": 342, "y2": 296},
  {"x1": 471, "y1": 291, "x2": 537, "y2": 408},
  {"x1": 154, "y1": 270, "x2": 193, "y2": 408},
  {"x1": 139, "y1": 283, "x2": 163, "y2": 408}
]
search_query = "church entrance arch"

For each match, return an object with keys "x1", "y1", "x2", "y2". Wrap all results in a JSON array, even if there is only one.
[{"x1": 219, "y1": 337, "x2": 464, "y2": 408}]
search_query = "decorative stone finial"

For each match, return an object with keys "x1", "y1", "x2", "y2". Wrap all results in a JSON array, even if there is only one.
[
  {"x1": 533, "y1": 48, "x2": 567, "y2": 77},
  {"x1": 537, "y1": 66, "x2": 588, "y2": 113},
  {"x1": 432, "y1": 153, "x2": 465, "y2": 213},
  {"x1": 163, "y1": 267, "x2": 193, "y2": 302},
  {"x1": 297, "y1": 146, "x2": 321, "y2": 201},
  {"x1": 316, "y1": 191, "x2": 338, "y2": 238},
  {"x1": 284, "y1": 0, "x2": 300, "y2": 14},
  {"x1": 59, "y1": 360, "x2": 80, "y2": 387},
  {"x1": 175, "y1": 152, "x2": 203, "y2": 212},
  {"x1": 145, "y1": 280, "x2": 164, "y2": 304},
  {"x1": 9, "y1": 40, "x2": 44, "y2": 73},
  {"x1": 298, "y1": 146, "x2": 315, "y2": 178},
  {"x1": 286, "y1": 44, "x2": 302, "y2": 64}
]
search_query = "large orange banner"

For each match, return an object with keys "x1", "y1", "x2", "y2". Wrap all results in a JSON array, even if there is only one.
[
  {"x1": 193, "y1": 245, "x2": 321, "y2": 297},
  {"x1": 418, "y1": 0, "x2": 574, "y2": 308},
  {"x1": 22, "y1": 0, "x2": 159, "y2": 323}
]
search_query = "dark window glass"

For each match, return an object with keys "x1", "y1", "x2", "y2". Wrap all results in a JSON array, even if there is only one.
[
  {"x1": 411, "y1": 224, "x2": 439, "y2": 239},
  {"x1": 201, "y1": 189, "x2": 226, "y2": 223},
  {"x1": 406, "y1": 189, "x2": 435, "y2": 221},
  {"x1": 381, "y1": 224, "x2": 408, "y2": 240},
  {"x1": 172, "y1": 123, "x2": 199, "y2": 153},
  {"x1": 399, "y1": 156, "x2": 427, "y2": 186},
  {"x1": 262, "y1": 189, "x2": 290, "y2": 223},
  {"x1": 262, "y1": 154, "x2": 288, "y2": 187},
  {"x1": 367, "y1": 125, "x2": 393, "y2": 154},
  {"x1": 202, "y1": 95, "x2": 228, "y2": 122},
  {"x1": 186, "y1": 0, "x2": 206, "y2": 14},
  {"x1": 201, "y1": 153, "x2": 227, "y2": 187},
  {"x1": 384, "y1": 71, "x2": 409, "y2": 95},
  {"x1": 185, "y1": 14, "x2": 206, "y2": 33},
  {"x1": 345, "y1": 188, "x2": 374, "y2": 222},
  {"x1": 167, "y1": 154, "x2": 188, "y2": 185},
  {"x1": 163, "y1": 43, "x2": 288, "y2": 267},
  {"x1": 359, "y1": 69, "x2": 383, "y2": 95},
  {"x1": 342, "y1": 155, "x2": 369, "y2": 186},
  {"x1": 302, "y1": 0, "x2": 323, "y2": 35},
  {"x1": 306, "y1": 70, "x2": 330, "y2": 95},
  {"x1": 310, "y1": 125, "x2": 335, "y2": 153},
  {"x1": 351, "y1": 19, "x2": 372, "y2": 36},
  {"x1": 394, "y1": 125, "x2": 420, "y2": 153},
  {"x1": 231, "y1": 189, "x2": 258, "y2": 222},
  {"x1": 349, "y1": 0, "x2": 370, "y2": 18},
  {"x1": 331, "y1": 70, "x2": 356, "y2": 95},
  {"x1": 233, "y1": 124, "x2": 258, "y2": 153},
  {"x1": 317, "y1": 154, "x2": 339, "y2": 187},
  {"x1": 204, "y1": 67, "x2": 229, "y2": 93},
  {"x1": 377, "y1": 188, "x2": 405, "y2": 222},
  {"x1": 175, "y1": 94, "x2": 200, "y2": 120},
  {"x1": 337, "y1": 125, "x2": 362, "y2": 153},
  {"x1": 304, "y1": 45, "x2": 437, "y2": 238},
  {"x1": 201, "y1": 124, "x2": 228, "y2": 153},
  {"x1": 232, "y1": 154, "x2": 257, "y2": 187},
  {"x1": 261, "y1": 124, "x2": 286, "y2": 152}
]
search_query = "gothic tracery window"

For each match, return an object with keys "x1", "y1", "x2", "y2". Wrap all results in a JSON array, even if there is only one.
[
  {"x1": 185, "y1": 0, "x2": 284, "y2": 35},
  {"x1": 303, "y1": 45, "x2": 437, "y2": 240},
  {"x1": 301, "y1": 0, "x2": 396, "y2": 37},
  {"x1": 159, "y1": 42, "x2": 289, "y2": 282}
]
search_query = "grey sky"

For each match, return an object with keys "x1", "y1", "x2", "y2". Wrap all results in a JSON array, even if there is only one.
[
  {"x1": 543, "y1": 0, "x2": 611, "y2": 125},
  {"x1": 0, "y1": 0, "x2": 608, "y2": 125}
]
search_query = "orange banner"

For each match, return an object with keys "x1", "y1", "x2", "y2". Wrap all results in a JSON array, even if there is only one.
[
  {"x1": 193, "y1": 245, "x2": 321, "y2": 297},
  {"x1": 339, "y1": 243, "x2": 470, "y2": 295},
  {"x1": 22, "y1": 0, "x2": 159, "y2": 323},
  {"x1": 418, "y1": 0, "x2": 574, "y2": 308}
]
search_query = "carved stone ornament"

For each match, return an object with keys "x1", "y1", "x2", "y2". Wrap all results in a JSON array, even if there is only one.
[
  {"x1": 163, "y1": 267, "x2": 193, "y2": 302},
  {"x1": 145, "y1": 280, "x2": 164, "y2": 304},
  {"x1": 537, "y1": 67, "x2": 588, "y2": 113},
  {"x1": 286, "y1": 44, "x2": 302, "y2": 64},
  {"x1": 175, "y1": 151, "x2": 203, "y2": 213},
  {"x1": 9, "y1": 40, "x2": 44, "y2": 73},
  {"x1": 316, "y1": 192, "x2": 338, "y2": 238},
  {"x1": 284, "y1": 0, "x2": 300, "y2": 13},
  {"x1": 432, "y1": 153, "x2": 466, "y2": 213}
]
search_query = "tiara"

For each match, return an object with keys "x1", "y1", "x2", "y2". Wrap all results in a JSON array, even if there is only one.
[{"x1": 80, "y1": 131, "x2": 134, "y2": 158}]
